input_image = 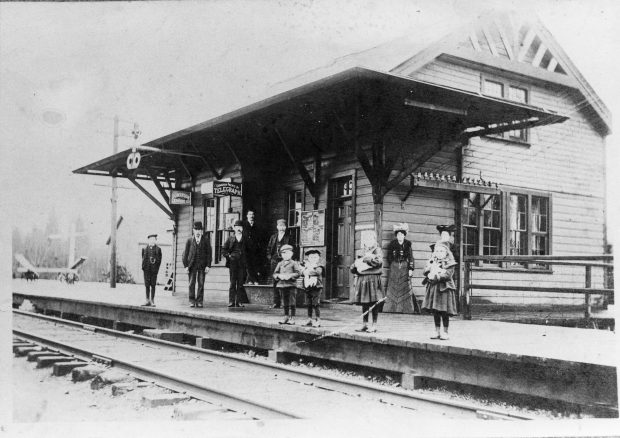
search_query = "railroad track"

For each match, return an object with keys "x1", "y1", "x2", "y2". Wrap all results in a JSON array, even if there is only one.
[{"x1": 13, "y1": 309, "x2": 534, "y2": 421}]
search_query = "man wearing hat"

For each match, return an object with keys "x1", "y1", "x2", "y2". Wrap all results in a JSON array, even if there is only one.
[
  {"x1": 142, "y1": 233, "x2": 162, "y2": 306},
  {"x1": 222, "y1": 219, "x2": 250, "y2": 307},
  {"x1": 182, "y1": 221, "x2": 212, "y2": 308}
]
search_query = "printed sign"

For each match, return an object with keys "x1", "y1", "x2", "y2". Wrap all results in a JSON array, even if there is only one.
[
  {"x1": 213, "y1": 181, "x2": 242, "y2": 197},
  {"x1": 224, "y1": 212, "x2": 240, "y2": 230},
  {"x1": 300, "y1": 210, "x2": 325, "y2": 247},
  {"x1": 169, "y1": 190, "x2": 192, "y2": 205}
]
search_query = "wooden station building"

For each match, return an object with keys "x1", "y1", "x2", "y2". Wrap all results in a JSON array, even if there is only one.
[{"x1": 75, "y1": 11, "x2": 611, "y2": 312}]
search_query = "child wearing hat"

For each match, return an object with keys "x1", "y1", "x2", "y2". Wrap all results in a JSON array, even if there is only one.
[
  {"x1": 141, "y1": 233, "x2": 162, "y2": 307},
  {"x1": 301, "y1": 249, "x2": 324, "y2": 327},
  {"x1": 422, "y1": 229, "x2": 458, "y2": 340},
  {"x1": 272, "y1": 244, "x2": 303, "y2": 324}
]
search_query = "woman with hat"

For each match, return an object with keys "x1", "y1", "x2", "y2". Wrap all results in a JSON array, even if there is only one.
[
  {"x1": 421, "y1": 228, "x2": 458, "y2": 340},
  {"x1": 384, "y1": 223, "x2": 415, "y2": 313},
  {"x1": 222, "y1": 220, "x2": 250, "y2": 308},
  {"x1": 266, "y1": 219, "x2": 295, "y2": 309}
]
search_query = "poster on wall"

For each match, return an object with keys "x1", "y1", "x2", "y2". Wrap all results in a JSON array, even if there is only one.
[
  {"x1": 300, "y1": 209, "x2": 325, "y2": 247},
  {"x1": 224, "y1": 212, "x2": 240, "y2": 230}
]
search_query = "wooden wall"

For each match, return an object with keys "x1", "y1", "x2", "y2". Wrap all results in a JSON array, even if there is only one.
[{"x1": 406, "y1": 56, "x2": 608, "y2": 303}]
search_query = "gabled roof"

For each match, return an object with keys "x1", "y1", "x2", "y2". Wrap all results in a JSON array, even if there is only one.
[{"x1": 261, "y1": 9, "x2": 610, "y2": 136}]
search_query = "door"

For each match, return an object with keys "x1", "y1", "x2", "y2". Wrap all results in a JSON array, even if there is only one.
[{"x1": 328, "y1": 176, "x2": 353, "y2": 300}]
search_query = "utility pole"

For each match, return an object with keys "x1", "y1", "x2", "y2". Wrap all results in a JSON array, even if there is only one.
[{"x1": 110, "y1": 115, "x2": 119, "y2": 288}]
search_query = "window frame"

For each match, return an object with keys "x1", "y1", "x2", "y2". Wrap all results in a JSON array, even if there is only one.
[
  {"x1": 463, "y1": 189, "x2": 552, "y2": 271},
  {"x1": 481, "y1": 75, "x2": 531, "y2": 144},
  {"x1": 285, "y1": 188, "x2": 304, "y2": 257}
]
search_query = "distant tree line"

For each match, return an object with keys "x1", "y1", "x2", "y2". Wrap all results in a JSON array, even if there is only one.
[{"x1": 12, "y1": 209, "x2": 134, "y2": 283}]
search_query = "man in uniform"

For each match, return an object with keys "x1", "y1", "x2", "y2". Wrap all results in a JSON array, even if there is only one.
[
  {"x1": 142, "y1": 233, "x2": 162, "y2": 307},
  {"x1": 182, "y1": 221, "x2": 212, "y2": 308}
]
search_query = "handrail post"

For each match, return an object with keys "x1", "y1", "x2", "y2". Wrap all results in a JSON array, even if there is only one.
[
  {"x1": 462, "y1": 261, "x2": 472, "y2": 320},
  {"x1": 584, "y1": 265, "x2": 592, "y2": 319}
]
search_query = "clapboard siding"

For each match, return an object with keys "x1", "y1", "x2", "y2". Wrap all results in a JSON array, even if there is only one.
[{"x1": 406, "y1": 57, "x2": 608, "y2": 303}]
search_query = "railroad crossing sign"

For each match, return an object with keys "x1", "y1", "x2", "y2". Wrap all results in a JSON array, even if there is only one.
[{"x1": 126, "y1": 123, "x2": 142, "y2": 169}]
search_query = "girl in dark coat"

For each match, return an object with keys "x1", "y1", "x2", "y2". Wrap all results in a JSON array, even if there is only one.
[
  {"x1": 421, "y1": 239, "x2": 457, "y2": 340},
  {"x1": 384, "y1": 223, "x2": 415, "y2": 313}
]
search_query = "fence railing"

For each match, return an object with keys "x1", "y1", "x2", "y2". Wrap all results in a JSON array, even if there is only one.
[{"x1": 461, "y1": 254, "x2": 614, "y2": 320}]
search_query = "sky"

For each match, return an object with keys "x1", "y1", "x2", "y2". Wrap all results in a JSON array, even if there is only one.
[{"x1": 1, "y1": 0, "x2": 620, "y2": 246}]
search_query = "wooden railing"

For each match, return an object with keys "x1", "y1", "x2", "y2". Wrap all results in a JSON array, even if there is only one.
[{"x1": 461, "y1": 255, "x2": 614, "y2": 320}]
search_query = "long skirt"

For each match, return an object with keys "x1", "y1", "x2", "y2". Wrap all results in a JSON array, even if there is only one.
[
  {"x1": 353, "y1": 274, "x2": 384, "y2": 305},
  {"x1": 421, "y1": 282, "x2": 457, "y2": 316},
  {"x1": 383, "y1": 261, "x2": 414, "y2": 313}
]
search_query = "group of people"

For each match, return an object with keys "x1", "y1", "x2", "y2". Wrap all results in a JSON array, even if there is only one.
[
  {"x1": 141, "y1": 210, "x2": 459, "y2": 340},
  {"x1": 351, "y1": 223, "x2": 457, "y2": 340}
]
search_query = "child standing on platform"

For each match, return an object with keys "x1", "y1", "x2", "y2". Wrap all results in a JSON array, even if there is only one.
[
  {"x1": 301, "y1": 249, "x2": 324, "y2": 327},
  {"x1": 421, "y1": 232, "x2": 457, "y2": 340},
  {"x1": 351, "y1": 230, "x2": 384, "y2": 333},
  {"x1": 273, "y1": 244, "x2": 302, "y2": 325}
]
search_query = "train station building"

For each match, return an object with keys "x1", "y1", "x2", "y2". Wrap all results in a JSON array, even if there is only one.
[{"x1": 74, "y1": 11, "x2": 612, "y2": 314}]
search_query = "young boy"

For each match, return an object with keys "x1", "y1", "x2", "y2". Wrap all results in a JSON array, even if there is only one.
[
  {"x1": 301, "y1": 249, "x2": 324, "y2": 327},
  {"x1": 272, "y1": 244, "x2": 302, "y2": 325}
]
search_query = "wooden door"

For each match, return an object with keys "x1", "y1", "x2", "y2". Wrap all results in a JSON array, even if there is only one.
[{"x1": 328, "y1": 176, "x2": 353, "y2": 300}]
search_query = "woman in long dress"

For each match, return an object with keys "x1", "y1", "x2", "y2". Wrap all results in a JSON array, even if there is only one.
[
  {"x1": 351, "y1": 230, "x2": 384, "y2": 333},
  {"x1": 384, "y1": 223, "x2": 415, "y2": 313},
  {"x1": 421, "y1": 238, "x2": 457, "y2": 340}
]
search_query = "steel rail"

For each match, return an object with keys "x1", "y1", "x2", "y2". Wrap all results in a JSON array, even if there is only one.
[
  {"x1": 13, "y1": 310, "x2": 535, "y2": 420},
  {"x1": 13, "y1": 317, "x2": 299, "y2": 419}
]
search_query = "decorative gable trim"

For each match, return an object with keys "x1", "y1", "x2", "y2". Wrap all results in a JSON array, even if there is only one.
[{"x1": 391, "y1": 10, "x2": 611, "y2": 136}]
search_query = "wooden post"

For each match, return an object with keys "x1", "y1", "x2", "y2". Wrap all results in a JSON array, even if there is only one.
[
  {"x1": 584, "y1": 265, "x2": 592, "y2": 319},
  {"x1": 110, "y1": 116, "x2": 119, "y2": 288},
  {"x1": 462, "y1": 261, "x2": 472, "y2": 320}
]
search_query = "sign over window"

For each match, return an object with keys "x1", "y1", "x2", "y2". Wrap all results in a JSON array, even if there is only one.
[
  {"x1": 213, "y1": 181, "x2": 242, "y2": 197},
  {"x1": 300, "y1": 209, "x2": 325, "y2": 246},
  {"x1": 170, "y1": 190, "x2": 191, "y2": 205}
]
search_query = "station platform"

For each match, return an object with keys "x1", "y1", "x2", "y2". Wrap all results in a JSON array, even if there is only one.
[{"x1": 12, "y1": 279, "x2": 619, "y2": 411}]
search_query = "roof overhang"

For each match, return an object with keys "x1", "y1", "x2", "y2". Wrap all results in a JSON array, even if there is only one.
[{"x1": 74, "y1": 67, "x2": 568, "y2": 179}]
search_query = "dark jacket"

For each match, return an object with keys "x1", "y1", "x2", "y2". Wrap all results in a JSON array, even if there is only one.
[
  {"x1": 141, "y1": 245, "x2": 162, "y2": 272},
  {"x1": 222, "y1": 234, "x2": 248, "y2": 268},
  {"x1": 266, "y1": 232, "x2": 295, "y2": 267},
  {"x1": 242, "y1": 221, "x2": 263, "y2": 253},
  {"x1": 387, "y1": 239, "x2": 415, "y2": 271},
  {"x1": 182, "y1": 236, "x2": 212, "y2": 271},
  {"x1": 273, "y1": 259, "x2": 302, "y2": 288}
]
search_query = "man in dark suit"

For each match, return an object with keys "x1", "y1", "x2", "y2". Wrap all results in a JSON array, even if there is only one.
[
  {"x1": 182, "y1": 221, "x2": 212, "y2": 308},
  {"x1": 243, "y1": 209, "x2": 263, "y2": 285},
  {"x1": 222, "y1": 220, "x2": 250, "y2": 308},
  {"x1": 142, "y1": 233, "x2": 162, "y2": 307}
]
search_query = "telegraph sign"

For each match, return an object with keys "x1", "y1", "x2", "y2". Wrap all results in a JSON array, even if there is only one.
[{"x1": 213, "y1": 181, "x2": 242, "y2": 197}]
